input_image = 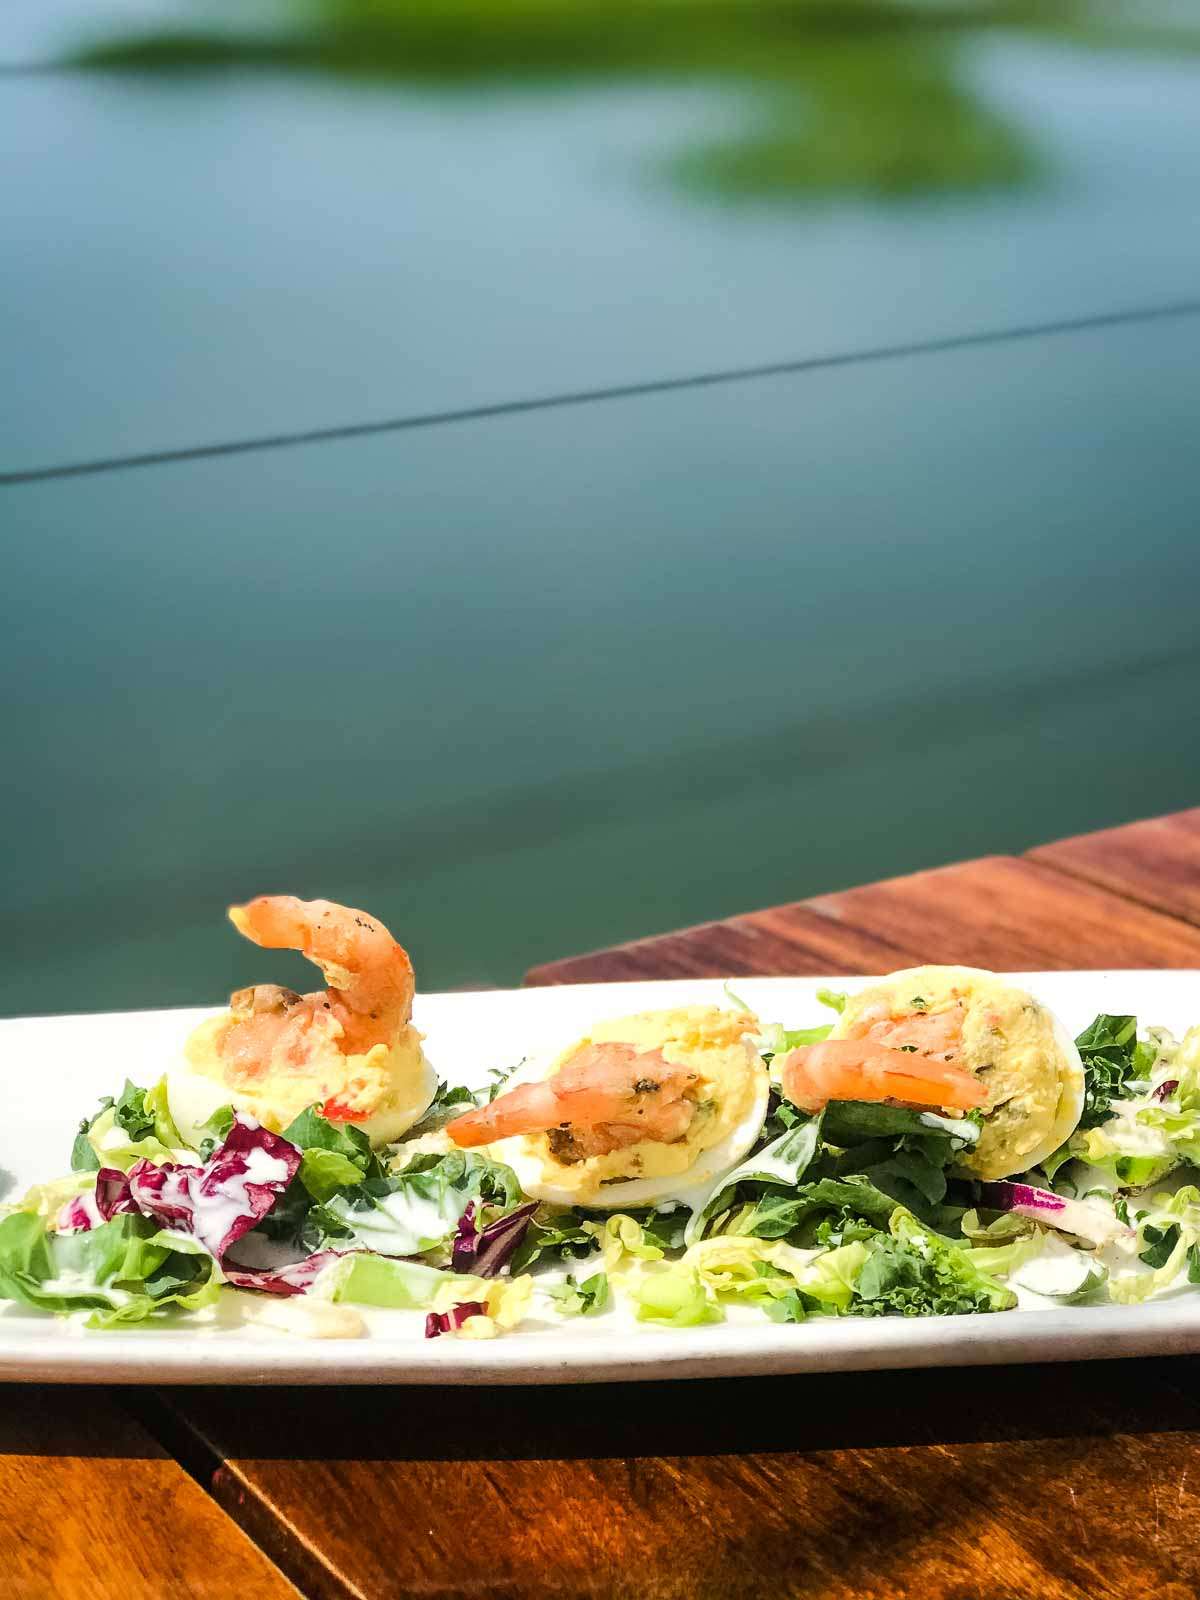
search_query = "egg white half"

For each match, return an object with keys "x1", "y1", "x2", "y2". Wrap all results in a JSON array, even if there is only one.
[
  {"x1": 482, "y1": 1046, "x2": 771, "y2": 1210},
  {"x1": 1014, "y1": 1009, "x2": 1086, "y2": 1175},
  {"x1": 166, "y1": 1044, "x2": 437, "y2": 1151},
  {"x1": 829, "y1": 965, "x2": 1086, "y2": 1179}
]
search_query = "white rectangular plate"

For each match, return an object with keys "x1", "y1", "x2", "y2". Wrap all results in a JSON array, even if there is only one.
[{"x1": 3, "y1": 971, "x2": 1200, "y2": 1384}]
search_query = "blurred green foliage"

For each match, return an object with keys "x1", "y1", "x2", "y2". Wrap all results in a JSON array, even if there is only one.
[{"x1": 73, "y1": 2, "x2": 1199, "y2": 202}]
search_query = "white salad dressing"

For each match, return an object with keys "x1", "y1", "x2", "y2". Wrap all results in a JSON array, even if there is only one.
[
  {"x1": 325, "y1": 1187, "x2": 458, "y2": 1257},
  {"x1": 187, "y1": 1145, "x2": 292, "y2": 1255}
]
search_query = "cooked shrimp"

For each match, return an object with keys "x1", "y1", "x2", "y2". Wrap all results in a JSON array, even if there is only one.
[
  {"x1": 845, "y1": 1000, "x2": 965, "y2": 1058},
  {"x1": 447, "y1": 1042, "x2": 700, "y2": 1160},
  {"x1": 780, "y1": 1037, "x2": 987, "y2": 1115},
  {"x1": 215, "y1": 896, "x2": 415, "y2": 1083}
]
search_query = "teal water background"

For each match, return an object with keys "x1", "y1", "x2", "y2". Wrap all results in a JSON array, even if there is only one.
[{"x1": 4, "y1": 3, "x2": 1200, "y2": 1014}]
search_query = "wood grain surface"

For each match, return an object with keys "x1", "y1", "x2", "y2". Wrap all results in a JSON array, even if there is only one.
[
  {"x1": 1029, "y1": 808, "x2": 1200, "y2": 925},
  {"x1": 2, "y1": 1389, "x2": 299, "y2": 1600},
  {"x1": 157, "y1": 1360, "x2": 1200, "y2": 1600},
  {"x1": 525, "y1": 901, "x2": 919, "y2": 985},
  {"x1": 528, "y1": 853, "x2": 1200, "y2": 985}
]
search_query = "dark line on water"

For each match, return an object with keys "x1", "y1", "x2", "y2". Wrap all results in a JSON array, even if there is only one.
[{"x1": 5, "y1": 298, "x2": 1200, "y2": 486}]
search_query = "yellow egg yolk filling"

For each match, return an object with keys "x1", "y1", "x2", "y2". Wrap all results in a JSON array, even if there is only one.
[{"x1": 514, "y1": 1005, "x2": 761, "y2": 1199}]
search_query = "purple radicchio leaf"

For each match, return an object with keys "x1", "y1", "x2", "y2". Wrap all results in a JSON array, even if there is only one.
[
  {"x1": 221, "y1": 1249, "x2": 351, "y2": 1297},
  {"x1": 126, "y1": 1114, "x2": 301, "y2": 1259},
  {"x1": 56, "y1": 1114, "x2": 302, "y2": 1268},
  {"x1": 94, "y1": 1166, "x2": 140, "y2": 1220},
  {"x1": 976, "y1": 1180, "x2": 1130, "y2": 1247},
  {"x1": 425, "y1": 1301, "x2": 487, "y2": 1339},
  {"x1": 57, "y1": 1191, "x2": 105, "y2": 1233},
  {"x1": 1152, "y1": 1079, "x2": 1180, "y2": 1103},
  {"x1": 451, "y1": 1200, "x2": 537, "y2": 1278},
  {"x1": 56, "y1": 1167, "x2": 142, "y2": 1233}
]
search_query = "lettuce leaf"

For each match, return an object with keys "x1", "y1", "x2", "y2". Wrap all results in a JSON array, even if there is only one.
[
  {"x1": 586, "y1": 1213, "x2": 668, "y2": 1273},
  {"x1": 403, "y1": 1080, "x2": 480, "y2": 1139},
  {"x1": 723, "y1": 1174, "x2": 899, "y2": 1244},
  {"x1": 283, "y1": 1106, "x2": 389, "y2": 1188},
  {"x1": 685, "y1": 1118, "x2": 823, "y2": 1244},
  {"x1": 323, "y1": 1148, "x2": 523, "y2": 1261},
  {"x1": 72, "y1": 1076, "x2": 194, "y2": 1173},
  {"x1": 6, "y1": 1172, "x2": 96, "y2": 1224},
  {"x1": 1075, "y1": 1015, "x2": 1146, "y2": 1130},
  {"x1": 0, "y1": 1210, "x2": 220, "y2": 1327},
  {"x1": 548, "y1": 1271, "x2": 609, "y2": 1317},
  {"x1": 508, "y1": 1207, "x2": 597, "y2": 1272},
  {"x1": 689, "y1": 1099, "x2": 978, "y2": 1246},
  {"x1": 683, "y1": 1234, "x2": 868, "y2": 1317},
  {"x1": 1110, "y1": 1184, "x2": 1200, "y2": 1304},
  {"x1": 630, "y1": 1265, "x2": 721, "y2": 1327},
  {"x1": 143, "y1": 1078, "x2": 186, "y2": 1150},
  {"x1": 321, "y1": 1251, "x2": 450, "y2": 1309}
]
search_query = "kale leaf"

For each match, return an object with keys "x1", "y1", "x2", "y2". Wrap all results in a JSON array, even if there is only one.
[{"x1": 1075, "y1": 1015, "x2": 1150, "y2": 1130}]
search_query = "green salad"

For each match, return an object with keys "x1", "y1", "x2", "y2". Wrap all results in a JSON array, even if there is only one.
[{"x1": 4, "y1": 977, "x2": 1200, "y2": 1341}]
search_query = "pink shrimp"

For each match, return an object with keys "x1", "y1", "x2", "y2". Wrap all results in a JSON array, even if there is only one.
[
  {"x1": 447, "y1": 1042, "x2": 700, "y2": 1160},
  {"x1": 780, "y1": 999, "x2": 986, "y2": 1116},
  {"x1": 214, "y1": 896, "x2": 414, "y2": 1091},
  {"x1": 845, "y1": 999, "x2": 965, "y2": 1057}
]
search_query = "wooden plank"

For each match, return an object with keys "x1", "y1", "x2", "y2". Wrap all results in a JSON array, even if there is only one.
[
  {"x1": 804, "y1": 855, "x2": 1200, "y2": 970},
  {"x1": 529, "y1": 854, "x2": 1200, "y2": 985},
  {"x1": 1029, "y1": 808, "x2": 1200, "y2": 927},
  {"x1": 526, "y1": 903, "x2": 919, "y2": 986},
  {"x1": 4, "y1": 1388, "x2": 300, "y2": 1600},
  {"x1": 158, "y1": 1361, "x2": 1200, "y2": 1600}
]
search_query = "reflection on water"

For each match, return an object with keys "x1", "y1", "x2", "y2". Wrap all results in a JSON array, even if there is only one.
[{"x1": 69, "y1": 1, "x2": 1199, "y2": 203}]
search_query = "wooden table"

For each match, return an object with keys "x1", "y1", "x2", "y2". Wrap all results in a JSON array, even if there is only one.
[{"x1": 7, "y1": 809, "x2": 1200, "y2": 1600}]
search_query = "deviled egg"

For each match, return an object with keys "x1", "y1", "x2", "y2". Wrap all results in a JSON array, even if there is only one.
[
  {"x1": 446, "y1": 1005, "x2": 770, "y2": 1209},
  {"x1": 825, "y1": 965, "x2": 1085, "y2": 1179}
]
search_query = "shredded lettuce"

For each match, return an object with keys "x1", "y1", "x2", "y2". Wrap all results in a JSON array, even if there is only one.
[
  {"x1": 71, "y1": 1077, "x2": 193, "y2": 1174},
  {"x1": 630, "y1": 1265, "x2": 721, "y2": 1328},
  {"x1": 548, "y1": 1271, "x2": 609, "y2": 1317},
  {"x1": 1111, "y1": 1184, "x2": 1200, "y2": 1304},
  {"x1": 586, "y1": 1213, "x2": 668, "y2": 1273},
  {"x1": 4, "y1": 1172, "x2": 96, "y2": 1224},
  {"x1": 1045, "y1": 1022, "x2": 1200, "y2": 1190},
  {"x1": 431, "y1": 1271, "x2": 534, "y2": 1338},
  {"x1": 319, "y1": 1250, "x2": 536, "y2": 1337}
]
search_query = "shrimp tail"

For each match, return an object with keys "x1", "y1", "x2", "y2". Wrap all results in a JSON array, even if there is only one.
[
  {"x1": 446, "y1": 1081, "x2": 561, "y2": 1148},
  {"x1": 228, "y1": 894, "x2": 414, "y2": 1047}
]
